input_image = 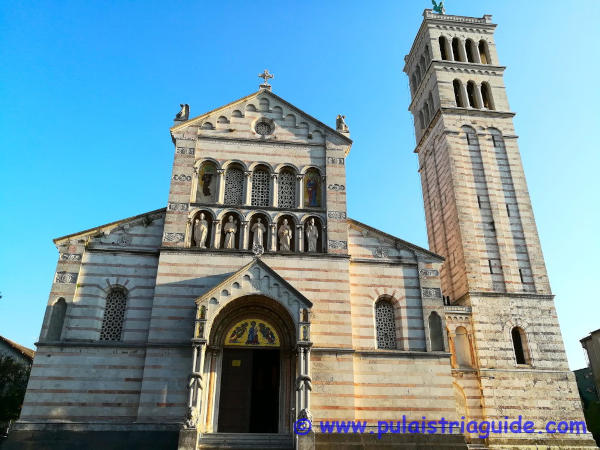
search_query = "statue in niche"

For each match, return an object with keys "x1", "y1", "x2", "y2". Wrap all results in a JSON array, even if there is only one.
[
  {"x1": 223, "y1": 215, "x2": 238, "y2": 249},
  {"x1": 193, "y1": 213, "x2": 209, "y2": 248},
  {"x1": 175, "y1": 104, "x2": 189, "y2": 121},
  {"x1": 201, "y1": 172, "x2": 213, "y2": 196},
  {"x1": 251, "y1": 217, "x2": 266, "y2": 249},
  {"x1": 336, "y1": 114, "x2": 349, "y2": 133},
  {"x1": 278, "y1": 219, "x2": 292, "y2": 251},
  {"x1": 305, "y1": 218, "x2": 319, "y2": 252}
]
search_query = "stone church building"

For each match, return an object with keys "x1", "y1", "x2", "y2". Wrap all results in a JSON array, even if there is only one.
[{"x1": 5, "y1": 9, "x2": 596, "y2": 450}]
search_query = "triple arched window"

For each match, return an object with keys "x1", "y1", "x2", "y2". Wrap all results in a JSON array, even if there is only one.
[
  {"x1": 452, "y1": 79, "x2": 495, "y2": 110},
  {"x1": 375, "y1": 298, "x2": 397, "y2": 349},
  {"x1": 99, "y1": 288, "x2": 127, "y2": 341},
  {"x1": 438, "y1": 36, "x2": 492, "y2": 64}
]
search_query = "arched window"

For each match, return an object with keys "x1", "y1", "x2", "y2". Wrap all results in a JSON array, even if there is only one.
[
  {"x1": 251, "y1": 165, "x2": 271, "y2": 207},
  {"x1": 100, "y1": 288, "x2": 127, "y2": 341},
  {"x1": 481, "y1": 82, "x2": 495, "y2": 110},
  {"x1": 47, "y1": 298, "x2": 66, "y2": 341},
  {"x1": 418, "y1": 110, "x2": 425, "y2": 130},
  {"x1": 454, "y1": 326, "x2": 472, "y2": 368},
  {"x1": 415, "y1": 66, "x2": 421, "y2": 86},
  {"x1": 439, "y1": 36, "x2": 450, "y2": 61},
  {"x1": 452, "y1": 37, "x2": 462, "y2": 62},
  {"x1": 428, "y1": 93, "x2": 435, "y2": 117},
  {"x1": 224, "y1": 165, "x2": 244, "y2": 205},
  {"x1": 511, "y1": 327, "x2": 530, "y2": 364},
  {"x1": 465, "y1": 39, "x2": 476, "y2": 63},
  {"x1": 419, "y1": 55, "x2": 426, "y2": 77},
  {"x1": 375, "y1": 299, "x2": 397, "y2": 349},
  {"x1": 303, "y1": 168, "x2": 321, "y2": 208},
  {"x1": 428, "y1": 312, "x2": 444, "y2": 351},
  {"x1": 479, "y1": 40, "x2": 490, "y2": 64},
  {"x1": 278, "y1": 168, "x2": 296, "y2": 208},
  {"x1": 196, "y1": 161, "x2": 217, "y2": 203},
  {"x1": 411, "y1": 74, "x2": 418, "y2": 94},
  {"x1": 466, "y1": 81, "x2": 478, "y2": 108},
  {"x1": 453, "y1": 80, "x2": 464, "y2": 107}
]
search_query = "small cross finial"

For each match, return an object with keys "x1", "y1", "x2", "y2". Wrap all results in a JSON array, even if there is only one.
[{"x1": 258, "y1": 69, "x2": 274, "y2": 89}]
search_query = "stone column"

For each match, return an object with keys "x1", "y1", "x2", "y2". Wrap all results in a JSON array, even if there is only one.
[
  {"x1": 216, "y1": 169, "x2": 225, "y2": 204},
  {"x1": 212, "y1": 220, "x2": 221, "y2": 249},
  {"x1": 271, "y1": 173, "x2": 279, "y2": 207},
  {"x1": 321, "y1": 175, "x2": 327, "y2": 208},
  {"x1": 269, "y1": 223, "x2": 277, "y2": 252},
  {"x1": 296, "y1": 224, "x2": 303, "y2": 252},
  {"x1": 244, "y1": 171, "x2": 252, "y2": 206},
  {"x1": 474, "y1": 83, "x2": 484, "y2": 109},
  {"x1": 461, "y1": 83, "x2": 469, "y2": 108},
  {"x1": 296, "y1": 174, "x2": 304, "y2": 209},
  {"x1": 241, "y1": 221, "x2": 249, "y2": 250}
]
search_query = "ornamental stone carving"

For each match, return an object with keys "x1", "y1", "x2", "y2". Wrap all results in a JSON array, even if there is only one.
[
  {"x1": 326, "y1": 157, "x2": 344, "y2": 165},
  {"x1": 176, "y1": 147, "x2": 195, "y2": 155},
  {"x1": 55, "y1": 272, "x2": 78, "y2": 284},
  {"x1": 419, "y1": 268, "x2": 440, "y2": 277},
  {"x1": 328, "y1": 240, "x2": 347, "y2": 250},
  {"x1": 421, "y1": 287, "x2": 442, "y2": 298},
  {"x1": 172, "y1": 174, "x2": 192, "y2": 182},
  {"x1": 327, "y1": 210, "x2": 346, "y2": 220},
  {"x1": 164, "y1": 232, "x2": 185, "y2": 243},
  {"x1": 59, "y1": 253, "x2": 82, "y2": 262},
  {"x1": 327, "y1": 184, "x2": 345, "y2": 191},
  {"x1": 374, "y1": 247, "x2": 390, "y2": 258},
  {"x1": 168, "y1": 202, "x2": 189, "y2": 212}
]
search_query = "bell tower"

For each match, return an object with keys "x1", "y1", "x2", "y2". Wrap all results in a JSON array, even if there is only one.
[{"x1": 405, "y1": 9, "x2": 594, "y2": 446}]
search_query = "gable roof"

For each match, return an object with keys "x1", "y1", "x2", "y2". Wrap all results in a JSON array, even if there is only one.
[
  {"x1": 170, "y1": 88, "x2": 353, "y2": 145},
  {"x1": 348, "y1": 218, "x2": 444, "y2": 261},
  {"x1": 53, "y1": 207, "x2": 166, "y2": 244},
  {"x1": 195, "y1": 257, "x2": 312, "y2": 308},
  {"x1": 0, "y1": 336, "x2": 35, "y2": 361}
]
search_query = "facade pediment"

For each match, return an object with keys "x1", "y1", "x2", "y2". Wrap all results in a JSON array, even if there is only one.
[{"x1": 171, "y1": 89, "x2": 352, "y2": 149}]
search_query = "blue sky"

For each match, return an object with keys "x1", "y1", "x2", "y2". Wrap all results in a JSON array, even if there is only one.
[{"x1": 0, "y1": 1, "x2": 598, "y2": 370}]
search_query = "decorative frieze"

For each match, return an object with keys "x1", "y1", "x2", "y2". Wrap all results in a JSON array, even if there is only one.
[
  {"x1": 168, "y1": 202, "x2": 189, "y2": 212},
  {"x1": 327, "y1": 157, "x2": 344, "y2": 165},
  {"x1": 172, "y1": 174, "x2": 192, "y2": 182},
  {"x1": 327, "y1": 210, "x2": 346, "y2": 220},
  {"x1": 55, "y1": 272, "x2": 78, "y2": 284},
  {"x1": 419, "y1": 268, "x2": 439, "y2": 277},
  {"x1": 163, "y1": 232, "x2": 185, "y2": 243},
  {"x1": 176, "y1": 147, "x2": 195, "y2": 155},
  {"x1": 327, "y1": 184, "x2": 345, "y2": 191},
  {"x1": 328, "y1": 240, "x2": 347, "y2": 250},
  {"x1": 59, "y1": 253, "x2": 82, "y2": 262},
  {"x1": 373, "y1": 247, "x2": 390, "y2": 258},
  {"x1": 421, "y1": 287, "x2": 442, "y2": 298}
]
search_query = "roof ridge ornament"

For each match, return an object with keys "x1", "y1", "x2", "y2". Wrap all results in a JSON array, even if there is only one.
[
  {"x1": 258, "y1": 69, "x2": 274, "y2": 90},
  {"x1": 432, "y1": 0, "x2": 446, "y2": 14}
]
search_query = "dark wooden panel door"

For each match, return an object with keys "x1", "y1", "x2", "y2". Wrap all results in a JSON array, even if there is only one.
[{"x1": 218, "y1": 349, "x2": 253, "y2": 432}]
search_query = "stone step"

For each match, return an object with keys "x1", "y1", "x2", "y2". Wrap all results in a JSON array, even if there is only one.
[{"x1": 197, "y1": 433, "x2": 293, "y2": 449}]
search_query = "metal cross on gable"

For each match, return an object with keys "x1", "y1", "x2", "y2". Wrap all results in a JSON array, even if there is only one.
[{"x1": 258, "y1": 69, "x2": 274, "y2": 87}]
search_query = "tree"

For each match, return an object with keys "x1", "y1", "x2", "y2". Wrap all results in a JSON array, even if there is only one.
[{"x1": 0, "y1": 356, "x2": 31, "y2": 423}]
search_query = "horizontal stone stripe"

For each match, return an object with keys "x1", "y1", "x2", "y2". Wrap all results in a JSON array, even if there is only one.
[
  {"x1": 80, "y1": 272, "x2": 157, "y2": 279},
  {"x1": 24, "y1": 401, "x2": 138, "y2": 407},
  {"x1": 312, "y1": 392, "x2": 453, "y2": 400},
  {"x1": 29, "y1": 376, "x2": 142, "y2": 382},
  {"x1": 26, "y1": 389, "x2": 141, "y2": 394},
  {"x1": 82, "y1": 262, "x2": 158, "y2": 269},
  {"x1": 21, "y1": 415, "x2": 138, "y2": 421}
]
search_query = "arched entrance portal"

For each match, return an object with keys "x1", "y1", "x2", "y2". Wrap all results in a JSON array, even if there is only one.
[{"x1": 208, "y1": 295, "x2": 297, "y2": 434}]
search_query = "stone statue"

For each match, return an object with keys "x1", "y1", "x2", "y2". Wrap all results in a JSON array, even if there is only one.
[
  {"x1": 278, "y1": 219, "x2": 292, "y2": 251},
  {"x1": 175, "y1": 104, "x2": 189, "y2": 121},
  {"x1": 336, "y1": 114, "x2": 349, "y2": 133},
  {"x1": 251, "y1": 218, "x2": 266, "y2": 248},
  {"x1": 432, "y1": 0, "x2": 445, "y2": 14},
  {"x1": 305, "y1": 218, "x2": 319, "y2": 252},
  {"x1": 193, "y1": 213, "x2": 209, "y2": 248},
  {"x1": 223, "y1": 215, "x2": 238, "y2": 249}
]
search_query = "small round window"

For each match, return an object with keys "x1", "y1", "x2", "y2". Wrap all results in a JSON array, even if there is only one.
[{"x1": 255, "y1": 121, "x2": 273, "y2": 136}]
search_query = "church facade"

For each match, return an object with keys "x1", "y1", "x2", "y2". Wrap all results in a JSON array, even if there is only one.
[{"x1": 6, "y1": 10, "x2": 596, "y2": 450}]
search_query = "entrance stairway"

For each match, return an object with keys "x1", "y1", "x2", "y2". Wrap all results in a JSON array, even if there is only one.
[{"x1": 197, "y1": 433, "x2": 293, "y2": 449}]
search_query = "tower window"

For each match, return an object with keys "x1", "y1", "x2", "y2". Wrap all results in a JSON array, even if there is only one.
[
  {"x1": 429, "y1": 312, "x2": 444, "y2": 351},
  {"x1": 453, "y1": 80, "x2": 464, "y2": 107},
  {"x1": 465, "y1": 39, "x2": 476, "y2": 63},
  {"x1": 479, "y1": 40, "x2": 490, "y2": 64},
  {"x1": 375, "y1": 298, "x2": 397, "y2": 349},
  {"x1": 511, "y1": 327, "x2": 530, "y2": 365},
  {"x1": 452, "y1": 37, "x2": 463, "y2": 62},
  {"x1": 439, "y1": 36, "x2": 449, "y2": 60},
  {"x1": 466, "y1": 81, "x2": 478, "y2": 108},
  {"x1": 481, "y1": 82, "x2": 495, "y2": 110},
  {"x1": 506, "y1": 203, "x2": 511, "y2": 217},
  {"x1": 519, "y1": 268, "x2": 524, "y2": 283}
]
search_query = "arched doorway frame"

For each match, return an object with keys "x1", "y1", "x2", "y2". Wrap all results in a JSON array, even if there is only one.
[{"x1": 184, "y1": 259, "x2": 313, "y2": 435}]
